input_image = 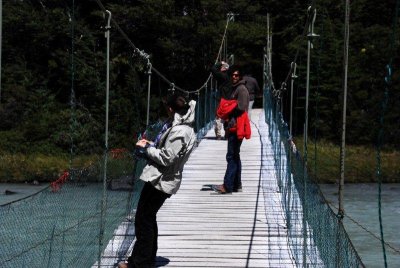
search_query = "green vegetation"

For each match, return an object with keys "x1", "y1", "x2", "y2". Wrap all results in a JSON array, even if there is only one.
[
  {"x1": 2, "y1": 140, "x2": 398, "y2": 184},
  {"x1": 294, "y1": 138, "x2": 400, "y2": 183},
  {"x1": 0, "y1": 151, "x2": 75, "y2": 183},
  {"x1": 0, "y1": 1, "x2": 398, "y2": 183},
  {"x1": 0, "y1": 150, "x2": 135, "y2": 183}
]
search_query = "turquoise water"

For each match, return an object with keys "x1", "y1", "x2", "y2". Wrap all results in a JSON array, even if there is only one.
[
  {"x1": 0, "y1": 183, "x2": 49, "y2": 205},
  {"x1": 0, "y1": 182, "x2": 140, "y2": 267},
  {"x1": 319, "y1": 183, "x2": 400, "y2": 268}
]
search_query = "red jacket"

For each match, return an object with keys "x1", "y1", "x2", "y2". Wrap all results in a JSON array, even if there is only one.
[
  {"x1": 217, "y1": 98, "x2": 236, "y2": 120},
  {"x1": 216, "y1": 98, "x2": 251, "y2": 140}
]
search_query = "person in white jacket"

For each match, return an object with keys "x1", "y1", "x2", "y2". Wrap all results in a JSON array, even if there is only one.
[{"x1": 119, "y1": 94, "x2": 196, "y2": 268}]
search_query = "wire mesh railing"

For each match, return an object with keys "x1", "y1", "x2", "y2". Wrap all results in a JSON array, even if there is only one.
[
  {"x1": 263, "y1": 86, "x2": 364, "y2": 267},
  {"x1": 0, "y1": 87, "x2": 216, "y2": 267}
]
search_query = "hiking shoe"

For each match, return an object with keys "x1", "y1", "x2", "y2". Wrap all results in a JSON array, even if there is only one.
[
  {"x1": 212, "y1": 184, "x2": 231, "y2": 194},
  {"x1": 211, "y1": 184, "x2": 224, "y2": 192},
  {"x1": 118, "y1": 262, "x2": 128, "y2": 268}
]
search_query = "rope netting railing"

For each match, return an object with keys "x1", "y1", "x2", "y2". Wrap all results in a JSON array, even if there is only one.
[
  {"x1": 0, "y1": 1, "x2": 223, "y2": 267},
  {"x1": 0, "y1": 74, "x2": 218, "y2": 268},
  {"x1": 261, "y1": 0, "x2": 400, "y2": 266},
  {"x1": 263, "y1": 86, "x2": 364, "y2": 267},
  {"x1": 262, "y1": 2, "x2": 365, "y2": 266},
  {"x1": 0, "y1": 150, "x2": 138, "y2": 267}
]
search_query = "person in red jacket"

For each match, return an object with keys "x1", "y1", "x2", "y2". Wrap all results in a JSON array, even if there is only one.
[{"x1": 213, "y1": 65, "x2": 250, "y2": 194}]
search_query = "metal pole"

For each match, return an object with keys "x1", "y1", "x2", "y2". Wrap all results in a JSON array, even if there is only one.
[
  {"x1": 303, "y1": 7, "x2": 318, "y2": 267},
  {"x1": 98, "y1": 10, "x2": 111, "y2": 268},
  {"x1": 146, "y1": 60, "x2": 152, "y2": 126},
  {"x1": 339, "y1": 0, "x2": 350, "y2": 219}
]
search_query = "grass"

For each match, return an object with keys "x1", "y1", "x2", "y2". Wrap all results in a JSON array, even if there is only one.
[
  {"x1": 1, "y1": 141, "x2": 399, "y2": 184},
  {"x1": 293, "y1": 138, "x2": 400, "y2": 183},
  {"x1": 0, "y1": 150, "x2": 135, "y2": 183}
]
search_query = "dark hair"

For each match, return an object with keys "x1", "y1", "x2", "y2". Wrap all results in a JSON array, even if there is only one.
[
  {"x1": 229, "y1": 65, "x2": 243, "y2": 78},
  {"x1": 166, "y1": 94, "x2": 190, "y2": 115}
]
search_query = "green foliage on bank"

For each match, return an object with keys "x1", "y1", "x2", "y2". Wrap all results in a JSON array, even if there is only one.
[
  {"x1": 1, "y1": 140, "x2": 398, "y2": 183},
  {"x1": 295, "y1": 138, "x2": 400, "y2": 183},
  {"x1": 0, "y1": 149, "x2": 136, "y2": 184},
  {"x1": 0, "y1": 1, "x2": 398, "y2": 182}
]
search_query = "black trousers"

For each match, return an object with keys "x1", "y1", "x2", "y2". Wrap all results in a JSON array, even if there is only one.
[{"x1": 128, "y1": 182, "x2": 171, "y2": 268}]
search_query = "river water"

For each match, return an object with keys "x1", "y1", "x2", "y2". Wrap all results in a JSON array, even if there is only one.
[
  {"x1": 319, "y1": 183, "x2": 400, "y2": 267},
  {"x1": 0, "y1": 183, "x2": 49, "y2": 205}
]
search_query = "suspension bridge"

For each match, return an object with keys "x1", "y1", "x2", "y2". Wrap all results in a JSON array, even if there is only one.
[
  {"x1": 1, "y1": 1, "x2": 399, "y2": 267},
  {"x1": 0, "y1": 97, "x2": 366, "y2": 268}
]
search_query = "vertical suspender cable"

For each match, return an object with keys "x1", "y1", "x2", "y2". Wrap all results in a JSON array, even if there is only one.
[
  {"x1": 208, "y1": 81, "x2": 212, "y2": 121},
  {"x1": 69, "y1": 0, "x2": 76, "y2": 176},
  {"x1": 195, "y1": 92, "x2": 200, "y2": 138},
  {"x1": 265, "y1": 12, "x2": 269, "y2": 90},
  {"x1": 146, "y1": 61, "x2": 152, "y2": 126},
  {"x1": 63, "y1": 2, "x2": 76, "y2": 266},
  {"x1": 338, "y1": 0, "x2": 350, "y2": 220},
  {"x1": 376, "y1": 0, "x2": 400, "y2": 266},
  {"x1": 304, "y1": 6, "x2": 317, "y2": 172},
  {"x1": 265, "y1": 13, "x2": 272, "y2": 108},
  {"x1": 98, "y1": 10, "x2": 111, "y2": 268},
  {"x1": 204, "y1": 84, "x2": 207, "y2": 125},
  {"x1": 303, "y1": 7, "x2": 318, "y2": 267},
  {"x1": 337, "y1": 2, "x2": 350, "y2": 267},
  {"x1": 303, "y1": 7, "x2": 312, "y2": 267},
  {"x1": 224, "y1": 38, "x2": 227, "y2": 62},
  {"x1": 0, "y1": 0, "x2": 2, "y2": 103},
  {"x1": 290, "y1": 62, "x2": 297, "y2": 136}
]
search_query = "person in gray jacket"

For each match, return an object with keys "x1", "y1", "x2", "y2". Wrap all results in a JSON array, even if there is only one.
[{"x1": 119, "y1": 94, "x2": 196, "y2": 268}]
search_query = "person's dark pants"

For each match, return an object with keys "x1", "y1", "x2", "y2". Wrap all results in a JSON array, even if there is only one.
[
  {"x1": 223, "y1": 132, "x2": 243, "y2": 192},
  {"x1": 127, "y1": 182, "x2": 171, "y2": 268}
]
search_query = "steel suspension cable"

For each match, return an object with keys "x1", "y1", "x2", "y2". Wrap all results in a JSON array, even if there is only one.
[
  {"x1": 216, "y1": 13, "x2": 234, "y2": 63},
  {"x1": 93, "y1": 0, "x2": 231, "y2": 96},
  {"x1": 277, "y1": 0, "x2": 318, "y2": 94},
  {"x1": 69, "y1": 0, "x2": 76, "y2": 175}
]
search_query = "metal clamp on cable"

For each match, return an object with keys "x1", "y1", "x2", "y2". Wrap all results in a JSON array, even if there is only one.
[
  {"x1": 291, "y1": 62, "x2": 298, "y2": 79},
  {"x1": 280, "y1": 82, "x2": 287, "y2": 92},
  {"x1": 147, "y1": 60, "x2": 152, "y2": 75},
  {"x1": 385, "y1": 64, "x2": 392, "y2": 85},
  {"x1": 169, "y1": 83, "x2": 175, "y2": 93},
  {"x1": 307, "y1": 6, "x2": 319, "y2": 48}
]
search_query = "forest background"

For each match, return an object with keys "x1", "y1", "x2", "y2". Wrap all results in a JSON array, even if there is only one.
[{"x1": 0, "y1": 0, "x2": 398, "y2": 183}]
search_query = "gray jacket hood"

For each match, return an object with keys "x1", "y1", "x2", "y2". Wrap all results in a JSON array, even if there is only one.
[{"x1": 172, "y1": 100, "x2": 196, "y2": 127}]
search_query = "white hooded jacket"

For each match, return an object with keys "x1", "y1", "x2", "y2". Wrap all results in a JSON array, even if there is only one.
[{"x1": 139, "y1": 100, "x2": 197, "y2": 195}]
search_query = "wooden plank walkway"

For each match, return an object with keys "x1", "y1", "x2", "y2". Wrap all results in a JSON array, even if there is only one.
[
  {"x1": 154, "y1": 109, "x2": 295, "y2": 267},
  {"x1": 95, "y1": 109, "x2": 296, "y2": 267}
]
